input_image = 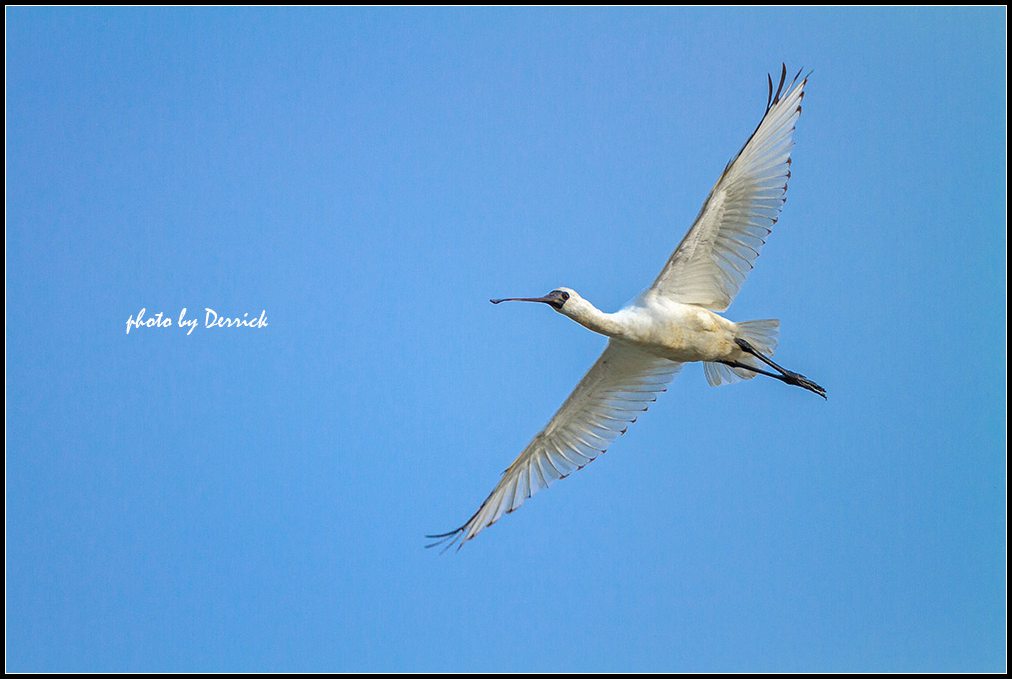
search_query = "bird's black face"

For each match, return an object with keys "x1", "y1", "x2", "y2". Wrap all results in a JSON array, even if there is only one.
[
  {"x1": 490, "y1": 289, "x2": 570, "y2": 310},
  {"x1": 544, "y1": 289, "x2": 571, "y2": 310}
]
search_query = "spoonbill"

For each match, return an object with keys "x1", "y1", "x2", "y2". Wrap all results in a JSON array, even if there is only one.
[{"x1": 428, "y1": 65, "x2": 823, "y2": 550}]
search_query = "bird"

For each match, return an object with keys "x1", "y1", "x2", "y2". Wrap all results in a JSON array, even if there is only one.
[{"x1": 427, "y1": 65, "x2": 823, "y2": 551}]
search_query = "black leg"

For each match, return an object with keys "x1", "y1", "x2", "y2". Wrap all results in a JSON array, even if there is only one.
[
  {"x1": 730, "y1": 340, "x2": 827, "y2": 399},
  {"x1": 719, "y1": 360, "x2": 784, "y2": 381}
]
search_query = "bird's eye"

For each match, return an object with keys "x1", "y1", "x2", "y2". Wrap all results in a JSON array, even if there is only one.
[{"x1": 560, "y1": 292, "x2": 570, "y2": 301}]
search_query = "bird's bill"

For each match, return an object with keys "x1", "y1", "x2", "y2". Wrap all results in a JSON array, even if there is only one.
[{"x1": 490, "y1": 295, "x2": 556, "y2": 305}]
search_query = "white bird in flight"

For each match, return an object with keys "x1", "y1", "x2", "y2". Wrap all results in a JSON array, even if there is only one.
[{"x1": 428, "y1": 65, "x2": 823, "y2": 550}]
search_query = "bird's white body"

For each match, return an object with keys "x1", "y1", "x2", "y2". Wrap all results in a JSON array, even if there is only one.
[
  {"x1": 559, "y1": 289, "x2": 742, "y2": 364},
  {"x1": 429, "y1": 66, "x2": 821, "y2": 550}
]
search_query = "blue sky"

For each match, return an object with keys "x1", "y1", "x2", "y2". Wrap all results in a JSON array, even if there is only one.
[{"x1": 7, "y1": 7, "x2": 1005, "y2": 672}]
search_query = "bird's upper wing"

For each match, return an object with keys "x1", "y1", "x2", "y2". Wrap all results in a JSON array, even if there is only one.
[
  {"x1": 650, "y1": 66, "x2": 808, "y2": 311},
  {"x1": 428, "y1": 340, "x2": 681, "y2": 549}
]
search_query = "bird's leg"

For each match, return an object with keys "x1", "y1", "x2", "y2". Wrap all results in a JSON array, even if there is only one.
[
  {"x1": 720, "y1": 358, "x2": 827, "y2": 399},
  {"x1": 718, "y1": 360, "x2": 783, "y2": 381},
  {"x1": 730, "y1": 338, "x2": 827, "y2": 399}
]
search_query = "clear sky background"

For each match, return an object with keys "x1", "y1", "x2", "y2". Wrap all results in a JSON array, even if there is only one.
[{"x1": 7, "y1": 7, "x2": 1006, "y2": 672}]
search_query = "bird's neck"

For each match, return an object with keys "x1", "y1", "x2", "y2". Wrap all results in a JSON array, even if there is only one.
[{"x1": 565, "y1": 299, "x2": 624, "y2": 337}]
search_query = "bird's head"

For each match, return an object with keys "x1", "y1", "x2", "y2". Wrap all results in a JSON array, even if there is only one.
[{"x1": 490, "y1": 287, "x2": 586, "y2": 317}]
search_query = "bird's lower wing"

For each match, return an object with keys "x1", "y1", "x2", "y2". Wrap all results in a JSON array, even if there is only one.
[
  {"x1": 427, "y1": 341, "x2": 682, "y2": 550},
  {"x1": 650, "y1": 65, "x2": 807, "y2": 311}
]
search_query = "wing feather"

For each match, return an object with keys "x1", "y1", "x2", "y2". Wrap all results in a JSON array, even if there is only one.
[
  {"x1": 427, "y1": 341, "x2": 681, "y2": 550},
  {"x1": 650, "y1": 66, "x2": 808, "y2": 311}
]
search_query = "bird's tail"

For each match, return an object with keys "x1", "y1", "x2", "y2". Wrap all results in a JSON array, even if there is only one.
[{"x1": 704, "y1": 319, "x2": 780, "y2": 386}]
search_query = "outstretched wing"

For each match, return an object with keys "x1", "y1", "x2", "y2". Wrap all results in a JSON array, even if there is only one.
[
  {"x1": 428, "y1": 341, "x2": 681, "y2": 550},
  {"x1": 650, "y1": 65, "x2": 808, "y2": 311}
]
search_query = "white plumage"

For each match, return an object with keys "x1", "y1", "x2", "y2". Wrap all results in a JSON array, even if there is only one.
[{"x1": 429, "y1": 66, "x2": 823, "y2": 551}]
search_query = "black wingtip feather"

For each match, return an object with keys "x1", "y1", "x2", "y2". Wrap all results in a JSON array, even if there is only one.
[{"x1": 773, "y1": 64, "x2": 788, "y2": 105}]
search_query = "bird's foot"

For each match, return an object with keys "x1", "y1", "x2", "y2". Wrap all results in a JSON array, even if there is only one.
[{"x1": 784, "y1": 371, "x2": 827, "y2": 399}]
